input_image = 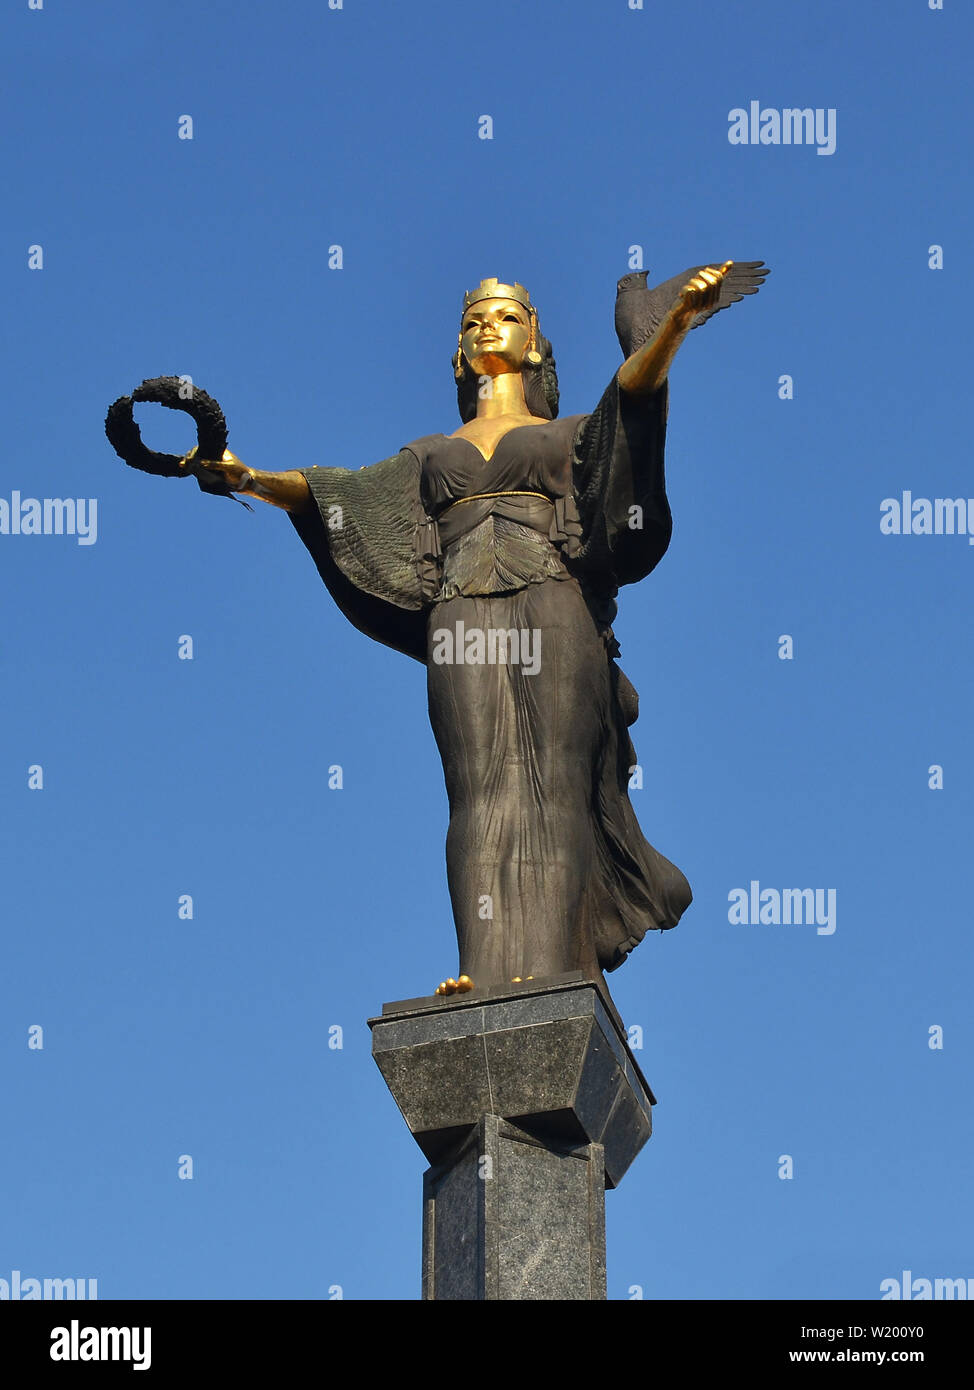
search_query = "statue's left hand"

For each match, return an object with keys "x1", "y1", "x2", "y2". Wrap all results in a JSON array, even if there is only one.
[{"x1": 675, "y1": 261, "x2": 733, "y2": 322}]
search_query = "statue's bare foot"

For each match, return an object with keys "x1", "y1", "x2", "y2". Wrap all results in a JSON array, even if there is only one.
[{"x1": 435, "y1": 975, "x2": 474, "y2": 997}]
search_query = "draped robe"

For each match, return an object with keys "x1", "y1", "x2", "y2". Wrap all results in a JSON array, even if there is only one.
[{"x1": 289, "y1": 374, "x2": 692, "y2": 992}]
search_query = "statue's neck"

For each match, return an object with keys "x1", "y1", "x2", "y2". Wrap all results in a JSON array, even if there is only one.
[{"x1": 474, "y1": 370, "x2": 534, "y2": 420}]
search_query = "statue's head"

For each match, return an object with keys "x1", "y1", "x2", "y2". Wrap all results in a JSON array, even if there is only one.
[{"x1": 453, "y1": 277, "x2": 559, "y2": 423}]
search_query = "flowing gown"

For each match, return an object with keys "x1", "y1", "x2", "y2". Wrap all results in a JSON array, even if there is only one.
[{"x1": 289, "y1": 373, "x2": 692, "y2": 992}]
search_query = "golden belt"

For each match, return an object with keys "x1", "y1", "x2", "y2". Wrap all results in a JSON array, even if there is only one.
[{"x1": 441, "y1": 490, "x2": 552, "y2": 514}]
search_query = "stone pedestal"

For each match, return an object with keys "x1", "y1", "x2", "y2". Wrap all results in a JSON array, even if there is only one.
[{"x1": 368, "y1": 972, "x2": 656, "y2": 1301}]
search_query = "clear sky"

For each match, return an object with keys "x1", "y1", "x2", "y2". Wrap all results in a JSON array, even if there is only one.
[{"x1": 1, "y1": 0, "x2": 970, "y2": 1301}]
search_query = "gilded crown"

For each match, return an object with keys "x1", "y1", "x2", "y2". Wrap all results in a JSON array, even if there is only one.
[{"x1": 462, "y1": 277, "x2": 533, "y2": 314}]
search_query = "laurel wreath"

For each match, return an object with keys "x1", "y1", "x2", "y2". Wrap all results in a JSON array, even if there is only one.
[{"x1": 105, "y1": 376, "x2": 229, "y2": 479}]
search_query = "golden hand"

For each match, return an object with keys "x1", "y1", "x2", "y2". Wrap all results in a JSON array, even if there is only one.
[
  {"x1": 674, "y1": 261, "x2": 733, "y2": 326},
  {"x1": 179, "y1": 445, "x2": 252, "y2": 490},
  {"x1": 179, "y1": 446, "x2": 311, "y2": 514},
  {"x1": 618, "y1": 260, "x2": 734, "y2": 395}
]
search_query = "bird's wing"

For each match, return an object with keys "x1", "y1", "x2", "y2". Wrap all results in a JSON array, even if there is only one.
[
  {"x1": 649, "y1": 261, "x2": 770, "y2": 330},
  {"x1": 615, "y1": 276, "x2": 673, "y2": 348}
]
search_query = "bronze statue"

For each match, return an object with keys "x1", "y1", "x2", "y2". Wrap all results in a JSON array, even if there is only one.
[{"x1": 109, "y1": 261, "x2": 767, "y2": 1012}]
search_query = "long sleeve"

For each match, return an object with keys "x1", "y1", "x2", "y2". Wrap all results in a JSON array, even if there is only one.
[
  {"x1": 288, "y1": 451, "x2": 431, "y2": 664},
  {"x1": 571, "y1": 375, "x2": 672, "y2": 589}
]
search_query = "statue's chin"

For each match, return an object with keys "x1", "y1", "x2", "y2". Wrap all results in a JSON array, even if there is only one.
[{"x1": 467, "y1": 353, "x2": 519, "y2": 377}]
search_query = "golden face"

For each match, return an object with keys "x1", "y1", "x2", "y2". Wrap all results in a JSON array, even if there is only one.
[{"x1": 459, "y1": 298, "x2": 531, "y2": 377}]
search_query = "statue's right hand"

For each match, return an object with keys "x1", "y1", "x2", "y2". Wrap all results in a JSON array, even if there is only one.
[
  {"x1": 180, "y1": 446, "x2": 253, "y2": 493},
  {"x1": 175, "y1": 451, "x2": 308, "y2": 511}
]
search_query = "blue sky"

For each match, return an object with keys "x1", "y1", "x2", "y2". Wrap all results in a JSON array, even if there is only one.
[{"x1": 1, "y1": 0, "x2": 970, "y2": 1300}]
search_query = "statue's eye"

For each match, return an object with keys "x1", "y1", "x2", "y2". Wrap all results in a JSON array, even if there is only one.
[
  {"x1": 503, "y1": 314, "x2": 520, "y2": 323},
  {"x1": 463, "y1": 322, "x2": 477, "y2": 332}
]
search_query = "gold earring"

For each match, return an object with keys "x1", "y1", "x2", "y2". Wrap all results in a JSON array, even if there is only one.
[
  {"x1": 525, "y1": 310, "x2": 542, "y2": 366},
  {"x1": 454, "y1": 329, "x2": 465, "y2": 381}
]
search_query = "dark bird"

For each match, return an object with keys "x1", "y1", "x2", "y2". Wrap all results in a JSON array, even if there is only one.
[{"x1": 614, "y1": 261, "x2": 769, "y2": 357}]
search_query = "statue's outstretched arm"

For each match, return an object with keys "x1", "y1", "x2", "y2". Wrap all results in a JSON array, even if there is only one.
[
  {"x1": 617, "y1": 261, "x2": 732, "y2": 395},
  {"x1": 180, "y1": 447, "x2": 312, "y2": 514}
]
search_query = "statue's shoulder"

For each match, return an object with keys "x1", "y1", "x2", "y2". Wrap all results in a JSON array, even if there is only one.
[
  {"x1": 308, "y1": 448, "x2": 423, "y2": 492},
  {"x1": 395, "y1": 434, "x2": 443, "y2": 471}
]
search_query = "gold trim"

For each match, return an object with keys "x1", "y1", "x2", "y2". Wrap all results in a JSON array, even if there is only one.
[{"x1": 441, "y1": 489, "x2": 552, "y2": 513}]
